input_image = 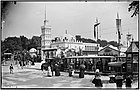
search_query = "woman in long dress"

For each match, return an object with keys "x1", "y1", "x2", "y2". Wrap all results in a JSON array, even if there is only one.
[{"x1": 47, "y1": 66, "x2": 52, "y2": 77}]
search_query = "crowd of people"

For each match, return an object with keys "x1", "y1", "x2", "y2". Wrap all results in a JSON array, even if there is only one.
[
  {"x1": 91, "y1": 69, "x2": 133, "y2": 89},
  {"x1": 4, "y1": 51, "x2": 134, "y2": 89},
  {"x1": 40, "y1": 59, "x2": 133, "y2": 89}
]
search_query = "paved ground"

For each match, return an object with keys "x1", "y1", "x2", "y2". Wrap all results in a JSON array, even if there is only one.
[{"x1": 2, "y1": 63, "x2": 138, "y2": 88}]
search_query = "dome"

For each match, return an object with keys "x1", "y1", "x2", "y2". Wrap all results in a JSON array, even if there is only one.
[{"x1": 29, "y1": 48, "x2": 37, "y2": 53}]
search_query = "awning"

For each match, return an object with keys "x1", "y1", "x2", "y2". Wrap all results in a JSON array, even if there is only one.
[
  {"x1": 108, "y1": 62, "x2": 125, "y2": 67},
  {"x1": 4, "y1": 53, "x2": 12, "y2": 55}
]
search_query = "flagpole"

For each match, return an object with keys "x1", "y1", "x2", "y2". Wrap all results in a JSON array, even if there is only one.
[
  {"x1": 97, "y1": 22, "x2": 98, "y2": 56},
  {"x1": 96, "y1": 18, "x2": 99, "y2": 56}
]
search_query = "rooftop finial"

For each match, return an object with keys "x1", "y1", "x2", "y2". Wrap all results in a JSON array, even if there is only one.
[
  {"x1": 96, "y1": 17, "x2": 98, "y2": 23},
  {"x1": 117, "y1": 12, "x2": 119, "y2": 19},
  {"x1": 45, "y1": 4, "x2": 46, "y2": 20},
  {"x1": 65, "y1": 30, "x2": 67, "y2": 34},
  {"x1": 44, "y1": 4, "x2": 48, "y2": 25}
]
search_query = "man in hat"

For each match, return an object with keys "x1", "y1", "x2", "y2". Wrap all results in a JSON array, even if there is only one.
[{"x1": 115, "y1": 73, "x2": 124, "y2": 89}]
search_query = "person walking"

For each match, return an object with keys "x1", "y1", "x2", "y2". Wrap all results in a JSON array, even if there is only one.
[
  {"x1": 41, "y1": 63, "x2": 48, "y2": 76},
  {"x1": 69, "y1": 65, "x2": 73, "y2": 77},
  {"x1": 47, "y1": 66, "x2": 52, "y2": 77},
  {"x1": 55, "y1": 64, "x2": 60, "y2": 76},
  {"x1": 79, "y1": 63, "x2": 85, "y2": 78},
  {"x1": 95, "y1": 69, "x2": 101, "y2": 78},
  {"x1": 92, "y1": 69, "x2": 103, "y2": 88},
  {"x1": 9, "y1": 64, "x2": 14, "y2": 74},
  {"x1": 51, "y1": 63, "x2": 54, "y2": 76},
  {"x1": 115, "y1": 73, "x2": 124, "y2": 89},
  {"x1": 92, "y1": 77, "x2": 103, "y2": 88},
  {"x1": 125, "y1": 74, "x2": 132, "y2": 88}
]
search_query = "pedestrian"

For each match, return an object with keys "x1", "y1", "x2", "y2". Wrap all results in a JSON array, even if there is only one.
[
  {"x1": 125, "y1": 74, "x2": 132, "y2": 89},
  {"x1": 9, "y1": 64, "x2": 14, "y2": 74},
  {"x1": 92, "y1": 74, "x2": 103, "y2": 88},
  {"x1": 79, "y1": 63, "x2": 85, "y2": 78},
  {"x1": 95, "y1": 69, "x2": 101, "y2": 78},
  {"x1": 55, "y1": 64, "x2": 60, "y2": 76},
  {"x1": 29, "y1": 61, "x2": 31, "y2": 67},
  {"x1": 47, "y1": 66, "x2": 52, "y2": 77},
  {"x1": 115, "y1": 73, "x2": 124, "y2": 89},
  {"x1": 51, "y1": 63, "x2": 54, "y2": 76},
  {"x1": 69, "y1": 65, "x2": 73, "y2": 77},
  {"x1": 41, "y1": 63, "x2": 48, "y2": 76}
]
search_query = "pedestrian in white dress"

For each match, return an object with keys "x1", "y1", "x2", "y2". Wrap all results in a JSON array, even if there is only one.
[{"x1": 47, "y1": 66, "x2": 52, "y2": 77}]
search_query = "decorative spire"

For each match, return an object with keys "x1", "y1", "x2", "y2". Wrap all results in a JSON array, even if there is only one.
[
  {"x1": 96, "y1": 17, "x2": 98, "y2": 23},
  {"x1": 44, "y1": 4, "x2": 48, "y2": 25},
  {"x1": 117, "y1": 12, "x2": 119, "y2": 19},
  {"x1": 65, "y1": 30, "x2": 67, "y2": 34},
  {"x1": 45, "y1": 4, "x2": 46, "y2": 21}
]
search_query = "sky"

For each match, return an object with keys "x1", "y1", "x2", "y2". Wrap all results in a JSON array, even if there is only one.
[{"x1": 2, "y1": 2, "x2": 138, "y2": 46}]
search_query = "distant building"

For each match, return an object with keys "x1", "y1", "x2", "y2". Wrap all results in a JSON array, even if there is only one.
[
  {"x1": 51, "y1": 33, "x2": 98, "y2": 56},
  {"x1": 40, "y1": 10, "x2": 98, "y2": 60}
]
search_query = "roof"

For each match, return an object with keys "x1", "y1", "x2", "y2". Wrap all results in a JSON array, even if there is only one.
[
  {"x1": 99, "y1": 44, "x2": 119, "y2": 52},
  {"x1": 29, "y1": 48, "x2": 37, "y2": 52},
  {"x1": 62, "y1": 34, "x2": 76, "y2": 41},
  {"x1": 66, "y1": 55, "x2": 114, "y2": 59},
  {"x1": 4, "y1": 53, "x2": 12, "y2": 55},
  {"x1": 83, "y1": 43, "x2": 97, "y2": 46},
  {"x1": 42, "y1": 48, "x2": 57, "y2": 51},
  {"x1": 126, "y1": 41, "x2": 139, "y2": 52},
  {"x1": 108, "y1": 61, "x2": 125, "y2": 67},
  {"x1": 134, "y1": 41, "x2": 139, "y2": 48}
]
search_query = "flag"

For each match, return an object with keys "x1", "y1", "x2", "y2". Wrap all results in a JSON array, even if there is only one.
[
  {"x1": 94, "y1": 23, "x2": 100, "y2": 38},
  {"x1": 116, "y1": 13, "x2": 121, "y2": 39},
  {"x1": 116, "y1": 19, "x2": 121, "y2": 39}
]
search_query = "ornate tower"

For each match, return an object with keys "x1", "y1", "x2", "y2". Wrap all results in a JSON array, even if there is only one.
[
  {"x1": 126, "y1": 32, "x2": 132, "y2": 48},
  {"x1": 41, "y1": 5, "x2": 52, "y2": 60}
]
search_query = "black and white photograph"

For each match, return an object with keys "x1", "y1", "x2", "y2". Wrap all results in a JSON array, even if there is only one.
[{"x1": 1, "y1": 1, "x2": 139, "y2": 89}]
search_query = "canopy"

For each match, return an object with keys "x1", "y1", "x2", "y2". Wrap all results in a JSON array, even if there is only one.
[
  {"x1": 29, "y1": 48, "x2": 37, "y2": 53},
  {"x1": 108, "y1": 62, "x2": 125, "y2": 67}
]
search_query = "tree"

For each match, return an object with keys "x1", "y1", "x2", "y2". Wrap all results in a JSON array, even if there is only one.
[
  {"x1": 20, "y1": 36, "x2": 30, "y2": 50},
  {"x1": 128, "y1": 1, "x2": 139, "y2": 17},
  {"x1": 2, "y1": 37, "x2": 22, "y2": 53},
  {"x1": 108, "y1": 41, "x2": 118, "y2": 47},
  {"x1": 97, "y1": 39, "x2": 108, "y2": 47},
  {"x1": 28, "y1": 36, "x2": 41, "y2": 50}
]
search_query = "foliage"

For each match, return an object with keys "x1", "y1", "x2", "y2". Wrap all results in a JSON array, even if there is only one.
[
  {"x1": 108, "y1": 41, "x2": 118, "y2": 47},
  {"x1": 2, "y1": 37, "x2": 22, "y2": 53},
  {"x1": 81, "y1": 38, "x2": 96, "y2": 43},
  {"x1": 20, "y1": 36, "x2": 30, "y2": 50},
  {"x1": 97, "y1": 39, "x2": 108, "y2": 47},
  {"x1": 2, "y1": 35, "x2": 119, "y2": 55},
  {"x1": 28, "y1": 36, "x2": 41, "y2": 50},
  {"x1": 128, "y1": 1, "x2": 139, "y2": 17},
  {"x1": 1, "y1": 36, "x2": 41, "y2": 54}
]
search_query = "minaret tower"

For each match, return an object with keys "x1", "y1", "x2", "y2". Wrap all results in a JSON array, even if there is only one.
[{"x1": 41, "y1": 5, "x2": 52, "y2": 60}]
